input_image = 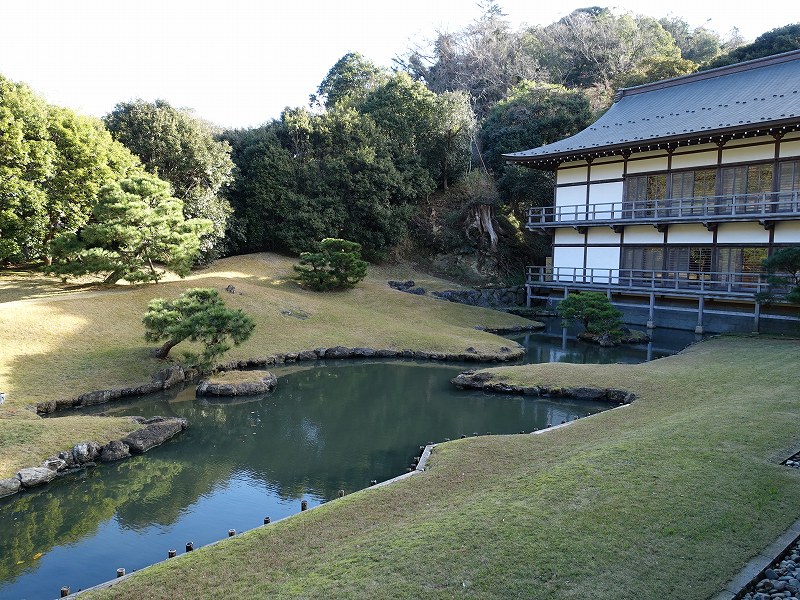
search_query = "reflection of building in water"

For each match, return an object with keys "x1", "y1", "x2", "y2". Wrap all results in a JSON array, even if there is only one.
[{"x1": 506, "y1": 50, "x2": 800, "y2": 334}]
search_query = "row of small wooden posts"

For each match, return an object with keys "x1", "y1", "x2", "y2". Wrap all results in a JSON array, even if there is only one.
[{"x1": 57, "y1": 492, "x2": 351, "y2": 597}]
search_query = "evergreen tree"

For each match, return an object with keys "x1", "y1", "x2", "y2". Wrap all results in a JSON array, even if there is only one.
[
  {"x1": 143, "y1": 287, "x2": 255, "y2": 366},
  {"x1": 50, "y1": 173, "x2": 212, "y2": 283}
]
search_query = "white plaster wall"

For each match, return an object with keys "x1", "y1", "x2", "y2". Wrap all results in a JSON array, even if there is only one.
[
  {"x1": 626, "y1": 156, "x2": 668, "y2": 174},
  {"x1": 553, "y1": 228, "x2": 585, "y2": 245},
  {"x1": 666, "y1": 224, "x2": 714, "y2": 244},
  {"x1": 773, "y1": 221, "x2": 800, "y2": 243},
  {"x1": 589, "y1": 161, "x2": 624, "y2": 181},
  {"x1": 780, "y1": 140, "x2": 800, "y2": 159},
  {"x1": 585, "y1": 246, "x2": 621, "y2": 282},
  {"x1": 555, "y1": 185, "x2": 586, "y2": 220},
  {"x1": 671, "y1": 149, "x2": 717, "y2": 170},
  {"x1": 722, "y1": 144, "x2": 774, "y2": 164},
  {"x1": 587, "y1": 228, "x2": 621, "y2": 244},
  {"x1": 556, "y1": 163, "x2": 589, "y2": 184},
  {"x1": 716, "y1": 222, "x2": 770, "y2": 244},
  {"x1": 587, "y1": 181, "x2": 624, "y2": 219},
  {"x1": 624, "y1": 225, "x2": 664, "y2": 244},
  {"x1": 552, "y1": 246, "x2": 585, "y2": 280}
]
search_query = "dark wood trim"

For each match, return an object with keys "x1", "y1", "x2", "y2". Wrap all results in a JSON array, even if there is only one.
[
  {"x1": 666, "y1": 147, "x2": 674, "y2": 199},
  {"x1": 507, "y1": 121, "x2": 800, "y2": 168},
  {"x1": 773, "y1": 134, "x2": 782, "y2": 193},
  {"x1": 583, "y1": 230, "x2": 589, "y2": 269},
  {"x1": 585, "y1": 160, "x2": 592, "y2": 213},
  {"x1": 556, "y1": 178, "x2": 624, "y2": 188},
  {"x1": 557, "y1": 162, "x2": 591, "y2": 171}
]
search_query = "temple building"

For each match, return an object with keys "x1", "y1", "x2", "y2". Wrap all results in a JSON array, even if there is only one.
[{"x1": 504, "y1": 49, "x2": 800, "y2": 333}]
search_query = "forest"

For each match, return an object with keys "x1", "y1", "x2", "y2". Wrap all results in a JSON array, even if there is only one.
[{"x1": 2, "y1": 5, "x2": 799, "y2": 284}]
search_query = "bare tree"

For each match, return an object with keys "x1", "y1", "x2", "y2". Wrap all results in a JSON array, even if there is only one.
[{"x1": 399, "y1": 5, "x2": 542, "y2": 120}]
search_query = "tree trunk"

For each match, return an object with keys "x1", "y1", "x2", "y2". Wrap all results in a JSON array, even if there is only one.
[
  {"x1": 154, "y1": 339, "x2": 179, "y2": 359},
  {"x1": 477, "y1": 204, "x2": 498, "y2": 252},
  {"x1": 104, "y1": 271, "x2": 123, "y2": 284}
]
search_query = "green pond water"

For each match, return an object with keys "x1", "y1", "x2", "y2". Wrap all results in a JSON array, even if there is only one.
[{"x1": 0, "y1": 326, "x2": 694, "y2": 599}]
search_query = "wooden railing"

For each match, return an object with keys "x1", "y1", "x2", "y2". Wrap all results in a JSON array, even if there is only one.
[
  {"x1": 526, "y1": 266, "x2": 772, "y2": 298},
  {"x1": 527, "y1": 191, "x2": 800, "y2": 228}
]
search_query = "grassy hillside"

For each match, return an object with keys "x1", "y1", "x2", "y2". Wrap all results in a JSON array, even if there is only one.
[
  {"x1": 0, "y1": 253, "x2": 533, "y2": 476},
  {"x1": 82, "y1": 336, "x2": 800, "y2": 599}
]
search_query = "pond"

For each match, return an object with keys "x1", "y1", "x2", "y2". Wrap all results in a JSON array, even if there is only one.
[{"x1": 0, "y1": 325, "x2": 695, "y2": 599}]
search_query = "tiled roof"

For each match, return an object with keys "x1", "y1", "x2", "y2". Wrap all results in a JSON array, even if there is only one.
[{"x1": 504, "y1": 50, "x2": 800, "y2": 166}]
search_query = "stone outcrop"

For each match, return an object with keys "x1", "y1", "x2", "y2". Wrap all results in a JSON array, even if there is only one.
[
  {"x1": 388, "y1": 280, "x2": 425, "y2": 295},
  {"x1": 122, "y1": 417, "x2": 188, "y2": 453},
  {"x1": 432, "y1": 286, "x2": 527, "y2": 309},
  {"x1": 16, "y1": 466, "x2": 57, "y2": 488},
  {"x1": 0, "y1": 416, "x2": 189, "y2": 499},
  {"x1": 451, "y1": 370, "x2": 636, "y2": 405},
  {"x1": 99, "y1": 440, "x2": 130, "y2": 462},
  {"x1": 72, "y1": 441, "x2": 101, "y2": 464},
  {"x1": 0, "y1": 477, "x2": 21, "y2": 498},
  {"x1": 196, "y1": 373, "x2": 277, "y2": 397},
  {"x1": 36, "y1": 365, "x2": 190, "y2": 414}
]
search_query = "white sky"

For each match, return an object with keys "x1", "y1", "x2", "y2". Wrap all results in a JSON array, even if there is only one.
[{"x1": 0, "y1": 1, "x2": 793, "y2": 129}]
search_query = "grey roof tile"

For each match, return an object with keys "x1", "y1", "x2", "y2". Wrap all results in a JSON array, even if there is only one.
[{"x1": 504, "y1": 50, "x2": 800, "y2": 164}]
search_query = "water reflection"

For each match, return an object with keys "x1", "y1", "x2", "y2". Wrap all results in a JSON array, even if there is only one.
[{"x1": 0, "y1": 326, "x2": 692, "y2": 599}]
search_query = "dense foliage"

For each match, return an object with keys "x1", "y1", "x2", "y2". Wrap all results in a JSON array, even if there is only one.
[
  {"x1": 557, "y1": 291, "x2": 623, "y2": 335},
  {"x1": 0, "y1": 75, "x2": 140, "y2": 265},
  {"x1": 104, "y1": 100, "x2": 235, "y2": 260},
  {"x1": 143, "y1": 287, "x2": 255, "y2": 367},
  {"x1": 761, "y1": 247, "x2": 800, "y2": 304},
  {"x1": 703, "y1": 24, "x2": 800, "y2": 69},
  {"x1": 293, "y1": 238, "x2": 368, "y2": 291},
  {"x1": 49, "y1": 174, "x2": 213, "y2": 284}
]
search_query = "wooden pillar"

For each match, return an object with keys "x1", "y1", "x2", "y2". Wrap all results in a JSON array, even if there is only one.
[
  {"x1": 754, "y1": 301, "x2": 761, "y2": 333},
  {"x1": 695, "y1": 296, "x2": 705, "y2": 335},
  {"x1": 647, "y1": 293, "x2": 656, "y2": 329}
]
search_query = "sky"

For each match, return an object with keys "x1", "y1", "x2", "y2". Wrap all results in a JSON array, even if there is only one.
[{"x1": 0, "y1": 1, "x2": 793, "y2": 129}]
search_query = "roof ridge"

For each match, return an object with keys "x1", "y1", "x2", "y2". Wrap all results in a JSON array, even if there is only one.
[{"x1": 615, "y1": 49, "x2": 800, "y2": 102}]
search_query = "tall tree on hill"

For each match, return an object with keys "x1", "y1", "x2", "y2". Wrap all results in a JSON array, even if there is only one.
[
  {"x1": 222, "y1": 123, "x2": 346, "y2": 255},
  {"x1": 658, "y1": 16, "x2": 723, "y2": 64},
  {"x1": 40, "y1": 107, "x2": 140, "y2": 264},
  {"x1": 400, "y1": 3, "x2": 541, "y2": 120},
  {"x1": 702, "y1": 23, "x2": 800, "y2": 69},
  {"x1": 0, "y1": 75, "x2": 54, "y2": 263},
  {"x1": 538, "y1": 9, "x2": 688, "y2": 105},
  {"x1": 104, "y1": 100, "x2": 234, "y2": 260},
  {"x1": 311, "y1": 52, "x2": 388, "y2": 110},
  {"x1": 480, "y1": 81, "x2": 592, "y2": 216}
]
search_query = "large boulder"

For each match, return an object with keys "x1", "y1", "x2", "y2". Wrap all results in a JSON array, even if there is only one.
[
  {"x1": 0, "y1": 477, "x2": 21, "y2": 497},
  {"x1": 196, "y1": 372, "x2": 277, "y2": 397},
  {"x1": 325, "y1": 346, "x2": 353, "y2": 359},
  {"x1": 152, "y1": 365, "x2": 185, "y2": 389},
  {"x1": 17, "y1": 466, "x2": 57, "y2": 488},
  {"x1": 123, "y1": 417, "x2": 188, "y2": 454},
  {"x1": 42, "y1": 457, "x2": 67, "y2": 472},
  {"x1": 99, "y1": 440, "x2": 131, "y2": 462},
  {"x1": 72, "y1": 441, "x2": 101, "y2": 464}
]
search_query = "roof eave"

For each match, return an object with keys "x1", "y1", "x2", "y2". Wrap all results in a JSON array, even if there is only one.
[{"x1": 503, "y1": 117, "x2": 800, "y2": 169}]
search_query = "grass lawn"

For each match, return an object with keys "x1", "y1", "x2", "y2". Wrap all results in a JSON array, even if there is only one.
[
  {"x1": 0, "y1": 253, "x2": 533, "y2": 477},
  {"x1": 80, "y1": 335, "x2": 800, "y2": 599}
]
